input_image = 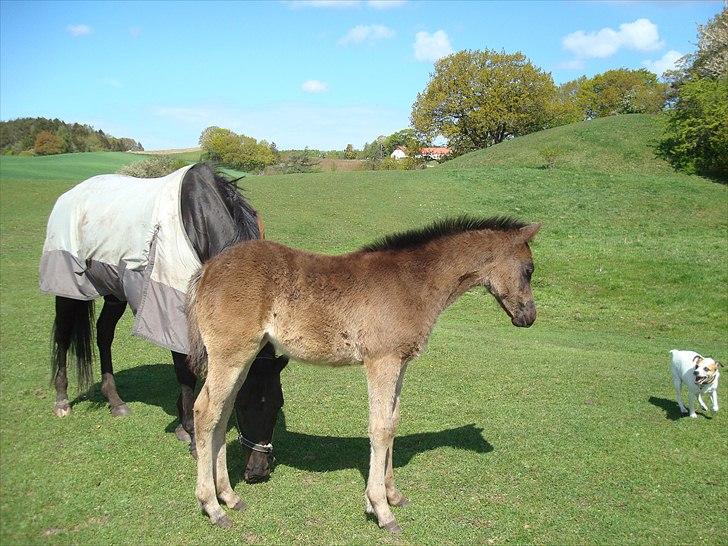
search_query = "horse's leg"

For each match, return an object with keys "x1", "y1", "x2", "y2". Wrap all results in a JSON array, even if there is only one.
[
  {"x1": 173, "y1": 351, "x2": 196, "y2": 447},
  {"x1": 364, "y1": 356, "x2": 403, "y2": 533},
  {"x1": 51, "y1": 297, "x2": 76, "y2": 417},
  {"x1": 97, "y1": 295, "x2": 130, "y2": 416},
  {"x1": 194, "y1": 347, "x2": 257, "y2": 528},
  {"x1": 385, "y1": 363, "x2": 409, "y2": 507}
]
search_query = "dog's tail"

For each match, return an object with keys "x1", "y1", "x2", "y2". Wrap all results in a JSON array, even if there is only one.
[{"x1": 186, "y1": 267, "x2": 208, "y2": 378}]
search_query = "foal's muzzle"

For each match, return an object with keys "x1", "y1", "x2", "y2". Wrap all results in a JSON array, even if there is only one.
[{"x1": 512, "y1": 301, "x2": 536, "y2": 327}]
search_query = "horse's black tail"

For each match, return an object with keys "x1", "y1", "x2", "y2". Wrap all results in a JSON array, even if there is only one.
[
  {"x1": 186, "y1": 268, "x2": 208, "y2": 378},
  {"x1": 51, "y1": 297, "x2": 95, "y2": 392}
]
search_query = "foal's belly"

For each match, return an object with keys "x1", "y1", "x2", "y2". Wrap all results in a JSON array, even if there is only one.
[{"x1": 265, "y1": 320, "x2": 363, "y2": 367}]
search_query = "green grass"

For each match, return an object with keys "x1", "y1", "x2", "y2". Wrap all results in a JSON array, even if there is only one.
[
  {"x1": 0, "y1": 152, "x2": 150, "y2": 182},
  {"x1": 1, "y1": 117, "x2": 727, "y2": 544}
]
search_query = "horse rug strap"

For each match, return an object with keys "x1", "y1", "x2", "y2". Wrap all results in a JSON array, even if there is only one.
[{"x1": 39, "y1": 165, "x2": 201, "y2": 353}]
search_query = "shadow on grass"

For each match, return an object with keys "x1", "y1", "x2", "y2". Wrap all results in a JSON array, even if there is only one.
[
  {"x1": 70, "y1": 363, "x2": 494, "y2": 485},
  {"x1": 70, "y1": 363, "x2": 180, "y2": 427},
  {"x1": 227, "y1": 411, "x2": 493, "y2": 488},
  {"x1": 648, "y1": 396, "x2": 686, "y2": 421}
]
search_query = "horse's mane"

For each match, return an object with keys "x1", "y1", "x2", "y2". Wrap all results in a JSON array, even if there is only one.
[
  {"x1": 360, "y1": 215, "x2": 527, "y2": 253},
  {"x1": 207, "y1": 164, "x2": 260, "y2": 245}
]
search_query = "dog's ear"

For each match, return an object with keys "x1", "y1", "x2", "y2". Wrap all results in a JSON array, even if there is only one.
[
  {"x1": 693, "y1": 355, "x2": 703, "y2": 365},
  {"x1": 718, "y1": 361, "x2": 724, "y2": 368}
]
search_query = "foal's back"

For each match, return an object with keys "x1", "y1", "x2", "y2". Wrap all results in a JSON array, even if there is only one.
[{"x1": 196, "y1": 240, "x2": 428, "y2": 366}]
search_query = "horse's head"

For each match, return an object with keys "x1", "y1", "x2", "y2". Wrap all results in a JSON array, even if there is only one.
[
  {"x1": 234, "y1": 347, "x2": 288, "y2": 484},
  {"x1": 482, "y1": 223, "x2": 540, "y2": 328}
]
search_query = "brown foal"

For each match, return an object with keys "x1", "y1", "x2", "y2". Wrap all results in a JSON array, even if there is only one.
[{"x1": 187, "y1": 216, "x2": 540, "y2": 532}]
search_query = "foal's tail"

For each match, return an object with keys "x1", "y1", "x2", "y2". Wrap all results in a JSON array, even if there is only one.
[
  {"x1": 51, "y1": 297, "x2": 95, "y2": 392},
  {"x1": 186, "y1": 268, "x2": 208, "y2": 378}
]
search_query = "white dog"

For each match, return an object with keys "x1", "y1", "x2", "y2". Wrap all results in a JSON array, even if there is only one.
[{"x1": 670, "y1": 350, "x2": 721, "y2": 418}]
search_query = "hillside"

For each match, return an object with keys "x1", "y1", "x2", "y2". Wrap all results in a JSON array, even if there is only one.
[
  {"x1": 0, "y1": 151, "x2": 149, "y2": 182},
  {"x1": 443, "y1": 114, "x2": 672, "y2": 176}
]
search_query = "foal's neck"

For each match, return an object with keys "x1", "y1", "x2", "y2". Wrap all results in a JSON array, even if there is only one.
[{"x1": 413, "y1": 230, "x2": 503, "y2": 313}]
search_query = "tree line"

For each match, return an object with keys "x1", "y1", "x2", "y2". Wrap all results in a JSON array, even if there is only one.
[{"x1": 0, "y1": 117, "x2": 143, "y2": 156}]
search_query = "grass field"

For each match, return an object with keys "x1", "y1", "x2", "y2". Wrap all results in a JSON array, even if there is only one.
[{"x1": 1, "y1": 114, "x2": 726, "y2": 544}]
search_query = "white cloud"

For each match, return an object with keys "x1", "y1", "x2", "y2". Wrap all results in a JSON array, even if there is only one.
[
  {"x1": 643, "y1": 49, "x2": 684, "y2": 75},
  {"x1": 367, "y1": 0, "x2": 406, "y2": 8},
  {"x1": 67, "y1": 24, "x2": 92, "y2": 37},
  {"x1": 301, "y1": 79, "x2": 329, "y2": 93},
  {"x1": 339, "y1": 24, "x2": 394, "y2": 45},
  {"x1": 414, "y1": 30, "x2": 452, "y2": 62},
  {"x1": 556, "y1": 59, "x2": 586, "y2": 70},
  {"x1": 563, "y1": 18, "x2": 664, "y2": 59}
]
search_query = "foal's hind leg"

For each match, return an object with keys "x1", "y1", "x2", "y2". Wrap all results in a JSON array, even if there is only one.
[
  {"x1": 97, "y1": 296, "x2": 130, "y2": 416},
  {"x1": 364, "y1": 357, "x2": 404, "y2": 533},
  {"x1": 195, "y1": 348, "x2": 257, "y2": 528}
]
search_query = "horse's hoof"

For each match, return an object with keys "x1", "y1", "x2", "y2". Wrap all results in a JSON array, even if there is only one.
[
  {"x1": 53, "y1": 403, "x2": 71, "y2": 418},
  {"x1": 174, "y1": 424, "x2": 192, "y2": 443},
  {"x1": 389, "y1": 495, "x2": 410, "y2": 507},
  {"x1": 382, "y1": 520, "x2": 402, "y2": 533},
  {"x1": 232, "y1": 499, "x2": 247, "y2": 512},
  {"x1": 212, "y1": 514, "x2": 233, "y2": 529},
  {"x1": 110, "y1": 404, "x2": 131, "y2": 417}
]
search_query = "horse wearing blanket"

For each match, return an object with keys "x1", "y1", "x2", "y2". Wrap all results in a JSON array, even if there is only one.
[
  {"x1": 40, "y1": 163, "x2": 287, "y2": 482},
  {"x1": 188, "y1": 216, "x2": 540, "y2": 531}
]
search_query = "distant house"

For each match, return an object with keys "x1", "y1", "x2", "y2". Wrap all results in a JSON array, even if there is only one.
[
  {"x1": 419, "y1": 147, "x2": 451, "y2": 160},
  {"x1": 390, "y1": 146, "x2": 407, "y2": 160}
]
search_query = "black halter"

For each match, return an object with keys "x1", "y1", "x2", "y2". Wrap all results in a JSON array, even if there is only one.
[{"x1": 233, "y1": 406, "x2": 274, "y2": 455}]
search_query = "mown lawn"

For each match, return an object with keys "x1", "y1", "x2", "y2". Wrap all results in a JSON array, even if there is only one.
[{"x1": 1, "y1": 129, "x2": 726, "y2": 544}]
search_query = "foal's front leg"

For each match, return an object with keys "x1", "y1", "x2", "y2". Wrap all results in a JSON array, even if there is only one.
[
  {"x1": 173, "y1": 351, "x2": 196, "y2": 447},
  {"x1": 195, "y1": 350, "x2": 255, "y2": 528},
  {"x1": 364, "y1": 357, "x2": 405, "y2": 533},
  {"x1": 97, "y1": 296, "x2": 130, "y2": 416}
]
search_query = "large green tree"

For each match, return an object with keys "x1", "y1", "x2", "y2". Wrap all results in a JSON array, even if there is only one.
[
  {"x1": 659, "y1": 7, "x2": 728, "y2": 180},
  {"x1": 411, "y1": 49, "x2": 556, "y2": 153}
]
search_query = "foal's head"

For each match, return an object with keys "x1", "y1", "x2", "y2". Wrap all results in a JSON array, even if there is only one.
[
  {"x1": 234, "y1": 346, "x2": 288, "y2": 483},
  {"x1": 481, "y1": 222, "x2": 541, "y2": 328}
]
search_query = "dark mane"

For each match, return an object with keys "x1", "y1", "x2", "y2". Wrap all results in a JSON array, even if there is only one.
[
  {"x1": 360, "y1": 215, "x2": 527, "y2": 253},
  {"x1": 180, "y1": 163, "x2": 261, "y2": 262},
  {"x1": 209, "y1": 166, "x2": 260, "y2": 246}
]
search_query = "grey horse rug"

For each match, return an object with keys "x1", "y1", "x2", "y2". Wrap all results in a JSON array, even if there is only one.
[{"x1": 40, "y1": 165, "x2": 200, "y2": 353}]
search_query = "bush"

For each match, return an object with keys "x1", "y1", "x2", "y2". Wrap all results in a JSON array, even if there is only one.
[
  {"x1": 117, "y1": 156, "x2": 189, "y2": 178},
  {"x1": 34, "y1": 131, "x2": 64, "y2": 155}
]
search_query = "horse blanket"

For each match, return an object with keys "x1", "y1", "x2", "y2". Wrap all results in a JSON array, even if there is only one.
[{"x1": 40, "y1": 165, "x2": 200, "y2": 353}]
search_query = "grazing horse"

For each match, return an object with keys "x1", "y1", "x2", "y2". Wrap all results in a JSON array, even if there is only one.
[
  {"x1": 187, "y1": 215, "x2": 540, "y2": 531},
  {"x1": 40, "y1": 163, "x2": 285, "y2": 482}
]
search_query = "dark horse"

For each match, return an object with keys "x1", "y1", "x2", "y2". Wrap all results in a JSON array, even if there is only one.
[{"x1": 42, "y1": 163, "x2": 286, "y2": 482}]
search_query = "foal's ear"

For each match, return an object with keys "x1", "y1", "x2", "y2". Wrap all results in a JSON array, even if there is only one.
[{"x1": 518, "y1": 223, "x2": 541, "y2": 242}]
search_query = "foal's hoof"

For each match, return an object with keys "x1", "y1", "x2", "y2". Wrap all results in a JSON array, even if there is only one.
[
  {"x1": 174, "y1": 424, "x2": 192, "y2": 444},
  {"x1": 110, "y1": 404, "x2": 131, "y2": 417},
  {"x1": 382, "y1": 520, "x2": 402, "y2": 533},
  {"x1": 211, "y1": 514, "x2": 233, "y2": 529},
  {"x1": 53, "y1": 402, "x2": 71, "y2": 418}
]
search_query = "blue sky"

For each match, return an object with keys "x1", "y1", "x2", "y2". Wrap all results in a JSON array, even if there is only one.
[{"x1": 0, "y1": 0, "x2": 722, "y2": 150}]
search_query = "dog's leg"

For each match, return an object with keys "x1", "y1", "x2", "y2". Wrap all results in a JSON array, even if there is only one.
[
  {"x1": 673, "y1": 377, "x2": 687, "y2": 414},
  {"x1": 697, "y1": 393, "x2": 708, "y2": 411},
  {"x1": 710, "y1": 390, "x2": 719, "y2": 413},
  {"x1": 687, "y1": 391, "x2": 698, "y2": 418}
]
